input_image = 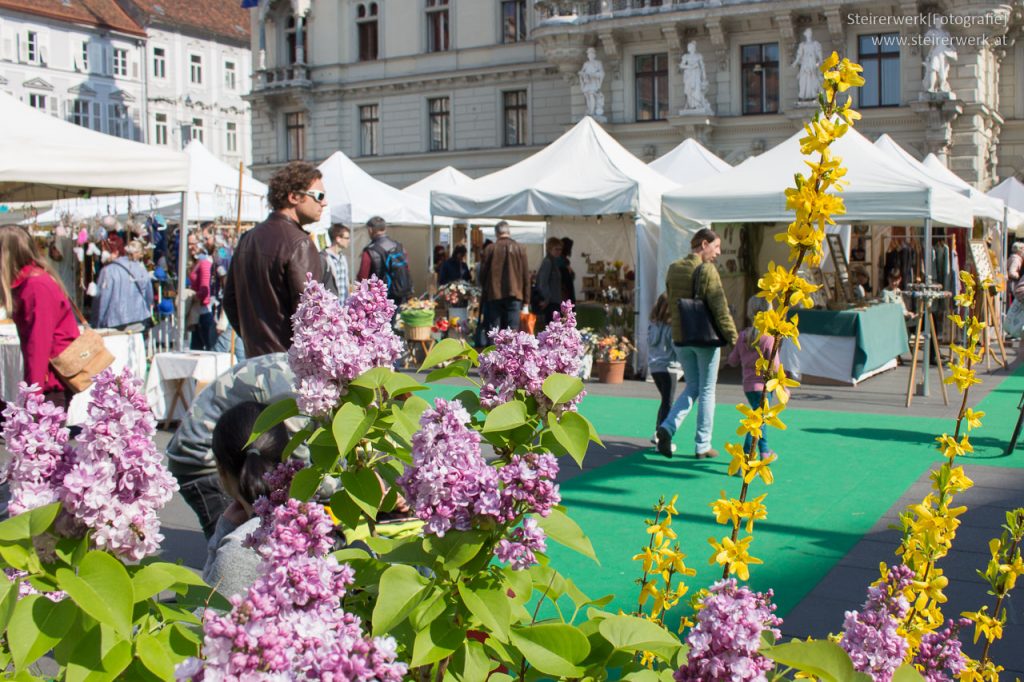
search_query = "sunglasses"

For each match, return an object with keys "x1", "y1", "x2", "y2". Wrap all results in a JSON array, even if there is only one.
[{"x1": 300, "y1": 189, "x2": 326, "y2": 203}]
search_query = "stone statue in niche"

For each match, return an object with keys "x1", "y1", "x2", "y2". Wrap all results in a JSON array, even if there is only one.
[
  {"x1": 578, "y1": 47, "x2": 607, "y2": 121},
  {"x1": 792, "y1": 28, "x2": 823, "y2": 101},
  {"x1": 922, "y1": 19, "x2": 957, "y2": 96},
  {"x1": 679, "y1": 41, "x2": 712, "y2": 114}
]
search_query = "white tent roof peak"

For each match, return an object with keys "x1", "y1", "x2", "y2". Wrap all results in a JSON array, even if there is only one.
[
  {"x1": 988, "y1": 176, "x2": 1024, "y2": 212},
  {"x1": 430, "y1": 116, "x2": 679, "y2": 224},
  {"x1": 648, "y1": 138, "x2": 731, "y2": 184},
  {"x1": 317, "y1": 150, "x2": 431, "y2": 226},
  {"x1": 403, "y1": 166, "x2": 472, "y2": 198}
]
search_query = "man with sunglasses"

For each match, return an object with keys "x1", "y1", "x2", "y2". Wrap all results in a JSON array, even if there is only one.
[{"x1": 224, "y1": 161, "x2": 326, "y2": 357}]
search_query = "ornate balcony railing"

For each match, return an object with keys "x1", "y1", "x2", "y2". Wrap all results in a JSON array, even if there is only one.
[
  {"x1": 254, "y1": 64, "x2": 311, "y2": 91},
  {"x1": 534, "y1": 0, "x2": 681, "y2": 23}
]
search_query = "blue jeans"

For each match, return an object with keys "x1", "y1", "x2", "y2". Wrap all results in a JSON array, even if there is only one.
[
  {"x1": 658, "y1": 346, "x2": 720, "y2": 453},
  {"x1": 176, "y1": 473, "x2": 232, "y2": 539},
  {"x1": 743, "y1": 391, "x2": 771, "y2": 454},
  {"x1": 483, "y1": 298, "x2": 523, "y2": 335}
]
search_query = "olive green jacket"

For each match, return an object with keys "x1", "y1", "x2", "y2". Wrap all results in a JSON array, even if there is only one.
[{"x1": 665, "y1": 253, "x2": 738, "y2": 346}]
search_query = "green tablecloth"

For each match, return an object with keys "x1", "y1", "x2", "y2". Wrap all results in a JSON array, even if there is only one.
[{"x1": 794, "y1": 303, "x2": 909, "y2": 378}]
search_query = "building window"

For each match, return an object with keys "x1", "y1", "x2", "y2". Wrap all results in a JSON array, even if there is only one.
[
  {"x1": 428, "y1": 97, "x2": 449, "y2": 151},
  {"x1": 359, "y1": 104, "x2": 380, "y2": 156},
  {"x1": 190, "y1": 54, "x2": 203, "y2": 84},
  {"x1": 28, "y1": 93, "x2": 47, "y2": 110},
  {"x1": 152, "y1": 47, "x2": 166, "y2": 78},
  {"x1": 634, "y1": 53, "x2": 668, "y2": 121},
  {"x1": 501, "y1": 0, "x2": 526, "y2": 44},
  {"x1": 503, "y1": 90, "x2": 527, "y2": 145},
  {"x1": 71, "y1": 99, "x2": 91, "y2": 128},
  {"x1": 426, "y1": 0, "x2": 449, "y2": 53},
  {"x1": 858, "y1": 33, "x2": 900, "y2": 107},
  {"x1": 154, "y1": 113, "x2": 168, "y2": 145},
  {"x1": 112, "y1": 48, "x2": 128, "y2": 77},
  {"x1": 26, "y1": 31, "x2": 38, "y2": 63},
  {"x1": 191, "y1": 117, "x2": 204, "y2": 143},
  {"x1": 740, "y1": 43, "x2": 779, "y2": 115},
  {"x1": 109, "y1": 103, "x2": 129, "y2": 138},
  {"x1": 357, "y1": 3, "x2": 379, "y2": 61},
  {"x1": 286, "y1": 111, "x2": 306, "y2": 160},
  {"x1": 224, "y1": 60, "x2": 237, "y2": 89},
  {"x1": 226, "y1": 121, "x2": 238, "y2": 152},
  {"x1": 80, "y1": 41, "x2": 89, "y2": 72},
  {"x1": 286, "y1": 16, "x2": 308, "y2": 64}
]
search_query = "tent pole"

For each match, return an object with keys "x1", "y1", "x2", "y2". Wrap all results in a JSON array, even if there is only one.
[
  {"x1": 923, "y1": 217, "x2": 933, "y2": 398},
  {"x1": 429, "y1": 214, "x2": 435, "y2": 296},
  {"x1": 176, "y1": 191, "x2": 189, "y2": 351},
  {"x1": 1003, "y1": 205, "x2": 1010, "y2": 315},
  {"x1": 633, "y1": 214, "x2": 641, "y2": 378}
]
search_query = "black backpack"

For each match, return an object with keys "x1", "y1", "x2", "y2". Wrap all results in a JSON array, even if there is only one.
[{"x1": 368, "y1": 239, "x2": 413, "y2": 303}]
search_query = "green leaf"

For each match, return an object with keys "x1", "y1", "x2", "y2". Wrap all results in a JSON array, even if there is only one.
[
  {"x1": 425, "y1": 359, "x2": 472, "y2": 383},
  {"x1": 597, "y1": 613, "x2": 683, "y2": 657},
  {"x1": 349, "y1": 366, "x2": 392, "y2": 389},
  {"x1": 549, "y1": 411, "x2": 591, "y2": 467},
  {"x1": 131, "y1": 564, "x2": 179, "y2": 602},
  {"x1": 451, "y1": 389, "x2": 481, "y2": 415},
  {"x1": 135, "y1": 632, "x2": 175, "y2": 679},
  {"x1": 245, "y1": 398, "x2": 298, "y2": 446},
  {"x1": 65, "y1": 625, "x2": 133, "y2": 682},
  {"x1": 892, "y1": 665, "x2": 926, "y2": 682},
  {"x1": 508, "y1": 623, "x2": 590, "y2": 678},
  {"x1": 535, "y1": 506, "x2": 598, "y2": 564},
  {"x1": 0, "y1": 501, "x2": 61, "y2": 541},
  {"x1": 382, "y1": 371, "x2": 426, "y2": 397},
  {"x1": 420, "y1": 337, "x2": 470, "y2": 371},
  {"x1": 289, "y1": 466, "x2": 322, "y2": 501},
  {"x1": 57, "y1": 551, "x2": 134, "y2": 638},
  {"x1": 282, "y1": 424, "x2": 316, "y2": 461},
  {"x1": 543, "y1": 373, "x2": 584, "y2": 405},
  {"x1": 330, "y1": 403, "x2": 376, "y2": 466},
  {"x1": 8, "y1": 594, "x2": 77, "y2": 670},
  {"x1": 329, "y1": 489, "x2": 363, "y2": 529},
  {"x1": 339, "y1": 467, "x2": 384, "y2": 519},
  {"x1": 766, "y1": 639, "x2": 872, "y2": 682},
  {"x1": 458, "y1": 582, "x2": 511, "y2": 642},
  {"x1": 448, "y1": 640, "x2": 492, "y2": 682},
  {"x1": 371, "y1": 564, "x2": 428, "y2": 636},
  {"x1": 482, "y1": 400, "x2": 529, "y2": 433},
  {"x1": 0, "y1": 571, "x2": 18, "y2": 633},
  {"x1": 423, "y1": 530, "x2": 488, "y2": 571},
  {"x1": 411, "y1": 610, "x2": 466, "y2": 667}
]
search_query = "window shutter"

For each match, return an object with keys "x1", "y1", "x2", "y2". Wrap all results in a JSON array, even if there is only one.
[
  {"x1": 63, "y1": 98, "x2": 69, "y2": 121},
  {"x1": 105, "y1": 46, "x2": 113, "y2": 76},
  {"x1": 92, "y1": 101, "x2": 102, "y2": 131},
  {"x1": 48, "y1": 95, "x2": 57, "y2": 117},
  {"x1": 17, "y1": 33, "x2": 28, "y2": 63},
  {"x1": 2, "y1": 32, "x2": 13, "y2": 61},
  {"x1": 38, "y1": 34, "x2": 48, "y2": 65},
  {"x1": 131, "y1": 57, "x2": 139, "y2": 79}
]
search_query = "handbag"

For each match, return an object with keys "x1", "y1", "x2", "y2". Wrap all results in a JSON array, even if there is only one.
[
  {"x1": 676, "y1": 263, "x2": 727, "y2": 348},
  {"x1": 50, "y1": 301, "x2": 115, "y2": 393}
]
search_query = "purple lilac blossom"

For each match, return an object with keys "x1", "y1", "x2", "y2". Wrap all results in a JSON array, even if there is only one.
[
  {"x1": 913, "y1": 617, "x2": 970, "y2": 682},
  {"x1": 288, "y1": 275, "x2": 403, "y2": 417},
  {"x1": 479, "y1": 301, "x2": 585, "y2": 410},
  {"x1": 60, "y1": 368, "x2": 177, "y2": 561},
  {"x1": 675, "y1": 579, "x2": 782, "y2": 682},
  {"x1": 497, "y1": 452, "x2": 560, "y2": 521},
  {"x1": 0, "y1": 383, "x2": 72, "y2": 515},
  {"x1": 839, "y1": 564, "x2": 915, "y2": 682},
  {"x1": 177, "y1": 499, "x2": 406, "y2": 681},
  {"x1": 4, "y1": 568, "x2": 65, "y2": 602},
  {"x1": 397, "y1": 398, "x2": 500, "y2": 536},
  {"x1": 494, "y1": 517, "x2": 547, "y2": 570}
]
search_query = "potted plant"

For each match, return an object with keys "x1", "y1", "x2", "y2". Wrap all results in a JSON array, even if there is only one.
[
  {"x1": 578, "y1": 327, "x2": 598, "y2": 381},
  {"x1": 593, "y1": 334, "x2": 635, "y2": 384},
  {"x1": 399, "y1": 297, "x2": 436, "y2": 340},
  {"x1": 436, "y1": 281, "x2": 480, "y2": 324}
]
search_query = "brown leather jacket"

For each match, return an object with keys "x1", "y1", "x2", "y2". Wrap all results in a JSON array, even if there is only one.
[
  {"x1": 480, "y1": 236, "x2": 530, "y2": 303},
  {"x1": 223, "y1": 212, "x2": 322, "y2": 357}
]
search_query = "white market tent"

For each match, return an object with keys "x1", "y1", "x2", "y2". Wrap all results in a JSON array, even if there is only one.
[
  {"x1": 29, "y1": 141, "x2": 269, "y2": 225},
  {"x1": 0, "y1": 91, "x2": 196, "y2": 349},
  {"x1": 317, "y1": 151, "x2": 431, "y2": 226},
  {"x1": 987, "y1": 176, "x2": 1024, "y2": 237},
  {"x1": 431, "y1": 116, "x2": 681, "y2": 369},
  {"x1": 649, "y1": 138, "x2": 732, "y2": 184},
  {"x1": 921, "y1": 154, "x2": 1024, "y2": 231},
  {"x1": 403, "y1": 166, "x2": 472, "y2": 198}
]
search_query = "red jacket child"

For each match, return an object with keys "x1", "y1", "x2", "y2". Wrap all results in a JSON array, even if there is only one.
[{"x1": 11, "y1": 264, "x2": 80, "y2": 393}]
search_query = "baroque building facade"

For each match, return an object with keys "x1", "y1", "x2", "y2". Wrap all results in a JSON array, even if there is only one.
[
  {"x1": 0, "y1": 0, "x2": 252, "y2": 167},
  {"x1": 247, "y1": 0, "x2": 1024, "y2": 190}
]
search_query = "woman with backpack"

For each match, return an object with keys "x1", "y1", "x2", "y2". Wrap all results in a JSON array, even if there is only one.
[{"x1": 357, "y1": 216, "x2": 412, "y2": 304}]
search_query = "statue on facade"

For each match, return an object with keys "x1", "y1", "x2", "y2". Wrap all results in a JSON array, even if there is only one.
[
  {"x1": 791, "y1": 28, "x2": 823, "y2": 101},
  {"x1": 679, "y1": 41, "x2": 712, "y2": 113},
  {"x1": 578, "y1": 47, "x2": 606, "y2": 120},
  {"x1": 922, "y1": 19, "x2": 957, "y2": 95}
]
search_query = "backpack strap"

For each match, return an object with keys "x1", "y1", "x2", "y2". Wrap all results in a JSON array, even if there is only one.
[{"x1": 690, "y1": 263, "x2": 705, "y2": 300}]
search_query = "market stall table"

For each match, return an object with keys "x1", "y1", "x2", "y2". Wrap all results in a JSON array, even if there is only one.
[
  {"x1": 144, "y1": 351, "x2": 233, "y2": 426},
  {"x1": 778, "y1": 303, "x2": 909, "y2": 385},
  {"x1": 0, "y1": 325, "x2": 146, "y2": 424}
]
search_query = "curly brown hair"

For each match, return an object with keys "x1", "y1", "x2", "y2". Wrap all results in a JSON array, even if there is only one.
[{"x1": 267, "y1": 161, "x2": 322, "y2": 211}]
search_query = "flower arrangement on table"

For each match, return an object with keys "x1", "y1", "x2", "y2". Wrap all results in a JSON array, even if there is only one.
[
  {"x1": 397, "y1": 296, "x2": 436, "y2": 329},
  {"x1": 594, "y1": 334, "x2": 634, "y2": 363},
  {"x1": 436, "y1": 280, "x2": 480, "y2": 308}
]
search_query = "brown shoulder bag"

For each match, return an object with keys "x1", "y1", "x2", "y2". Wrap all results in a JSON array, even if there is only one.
[{"x1": 50, "y1": 300, "x2": 115, "y2": 393}]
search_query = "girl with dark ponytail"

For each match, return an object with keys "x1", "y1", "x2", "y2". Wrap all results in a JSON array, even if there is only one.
[{"x1": 203, "y1": 401, "x2": 289, "y2": 596}]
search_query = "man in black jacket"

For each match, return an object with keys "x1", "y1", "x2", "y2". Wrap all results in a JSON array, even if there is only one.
[{"x1": 223, "y1": 161, "x2": 325, "y2": 357}]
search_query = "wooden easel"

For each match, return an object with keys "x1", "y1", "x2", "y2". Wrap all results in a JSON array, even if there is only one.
[
  {"x1": 980, "y1": 288, "x2": 1008, "y2": 370},
  {"x1": 826, "y1": 233, "x2": 855, "y2": 303},
  {"x1": 906, "y1": 293, "x2": 949, "y2": 408}
]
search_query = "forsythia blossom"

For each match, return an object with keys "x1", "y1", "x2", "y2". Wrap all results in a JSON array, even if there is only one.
[{"x1": 288, "y1": 275, "x2": 404, "y2": 416}]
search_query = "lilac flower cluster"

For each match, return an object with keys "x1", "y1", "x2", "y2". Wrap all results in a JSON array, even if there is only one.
[
  {"x1": 0, "y1": 371, "x2": 176, "y2": 562},
  {"x1": 178, "y1": 499, "x2": 406, "y2": 681},
  {"x1": 0, "y1": 384, "x2": 72, "y2": 515},
  {"x1": 60, "y1": 369, "x2": 177, "y2": 561},
  {"x1": 912, "y1": 617, "x2": 970, "y2": 681},
  {"x1": 497, "y1": 452, "x2": 561, "y2": 521},
  {"x1": 288, "y1": 275, "x2": 403, "y2": 416},
  {"x1": 675, "y1": 579, "x2": 783, "y2": 682},
  {"x1": 397, "y1": 398, "x2": 500, "y2": 536},
  {"x1": 4, "y1": 568, "x2": 65, "y2": 602},
  {"x1": 839, "y1": 564, "x2": 915, "y2": 682},
  {"x1": 495, "y1": 518, "x2": 547, "y2": 570},
  {"x1": 479, "y1": 301, "x2": 585, "y2": 409}
]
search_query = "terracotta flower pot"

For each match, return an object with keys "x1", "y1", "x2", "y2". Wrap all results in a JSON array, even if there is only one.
[{"x1": 594, "y1": 359, "x2": 626, "y2": 384}]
